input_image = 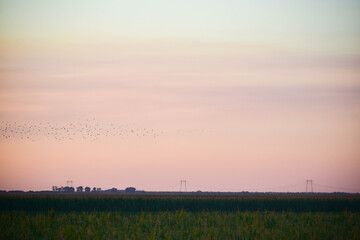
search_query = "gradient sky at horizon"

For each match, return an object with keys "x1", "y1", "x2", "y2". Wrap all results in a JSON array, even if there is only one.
[{"x1": 0, "y1": 0, "x2": 360, "y2": 192}]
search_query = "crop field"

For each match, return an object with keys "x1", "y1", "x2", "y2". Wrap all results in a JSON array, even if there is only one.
[{"x1": 1, "y1": 193, "x2": 360, "y2": 239}]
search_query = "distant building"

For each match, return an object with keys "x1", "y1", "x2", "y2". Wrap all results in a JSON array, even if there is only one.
[
  {"x1": 91, "y1": 187, "x2": 102, "y2": 192},
  {"x1": 52, "y1": 186, "x2": 74, "y2": 192},
  {"x1": 64, "y1": 186, "x2": 75, "y2": 192}
]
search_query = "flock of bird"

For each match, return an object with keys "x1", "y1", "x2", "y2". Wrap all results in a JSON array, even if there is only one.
[
  {"x1": 0, "y1": 119, "x2": 209, "y2": 142},
  {"x1": 0, "y1": 119, "x2": 163, "y2": 142}
]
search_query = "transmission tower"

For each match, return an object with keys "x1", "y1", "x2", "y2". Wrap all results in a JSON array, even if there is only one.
[
  {"x1": 306, "y1": 180, "x2": 314, "y2": 193},
  {"x1": 180, "y1": 180, "x2": 187, "y2": 192},
  {"x1": 66, "y1": 181, "x2": 73, "y2": 187}
]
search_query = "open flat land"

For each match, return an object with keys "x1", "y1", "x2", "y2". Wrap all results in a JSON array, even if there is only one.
[{"x1": 1, "y1": 193, "x2": 359, "y2": 239}]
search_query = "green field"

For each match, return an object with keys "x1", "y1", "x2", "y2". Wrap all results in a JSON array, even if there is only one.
[{"x1": 1, "y1": 194, "x2": 359, "y2": 239}]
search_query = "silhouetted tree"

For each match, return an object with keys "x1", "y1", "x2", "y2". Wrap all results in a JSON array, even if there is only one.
[
  {"x1": 76, "y1": 186, "x2": 83, "y2": 192},
  {"x1": 85, "y1": 187, "x2": 90, "y2": 193},
  {"x1": 125, "y1": 187, "x2": 136, "y2": 193}
]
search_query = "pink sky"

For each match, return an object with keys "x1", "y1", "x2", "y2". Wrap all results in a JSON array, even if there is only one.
[{"x1": 1, "y1": 1, "x2": 360, "y2": 192}]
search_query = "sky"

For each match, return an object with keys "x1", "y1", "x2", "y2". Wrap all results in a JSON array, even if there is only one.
[{"x1": 0, "y1": 0, "x2": 359, "y2": 192}]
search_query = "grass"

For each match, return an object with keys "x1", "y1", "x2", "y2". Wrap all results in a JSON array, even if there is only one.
[
  {"x1": 1, "y1": 211, "x2": 359, "y2": 240},
  {"x1": 1, "y1": 193, "x2": 359, "y2": 212},
  {"x1": 1, "y1": 193, "x2": 359, "y2": 239}
]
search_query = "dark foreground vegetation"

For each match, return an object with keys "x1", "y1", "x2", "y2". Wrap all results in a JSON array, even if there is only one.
[
  {"x1": 1, "y1": 194, "x2": 359, "y2": 239},
  {"x1": 1, "y1": 193, "x2": 359, "y2": 212},
  {"x1": 1, "y1": 211, "x2": 359, "y2": 240}
]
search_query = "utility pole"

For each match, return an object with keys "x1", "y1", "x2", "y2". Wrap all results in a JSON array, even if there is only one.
[
  {"x1": 180, "y1": 180, "x2": 187, "y2": 192},
  {"x1": 306, "y1": 180, "x2": 314, "y2": 193},
  {"x1": 66, "y1": 181, "x2": 73, "y2": 187}
]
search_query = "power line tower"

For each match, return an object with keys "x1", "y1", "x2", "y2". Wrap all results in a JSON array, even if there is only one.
[
  {"x1": 66, "y1": 181, "x2": 73, "y2": 187},
  {"x1": 306, "y1": 180, "x2": 314, "y2": 193},
  {"x1": 180, "y1": 180, "x2": 187, "y2": 192}
]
